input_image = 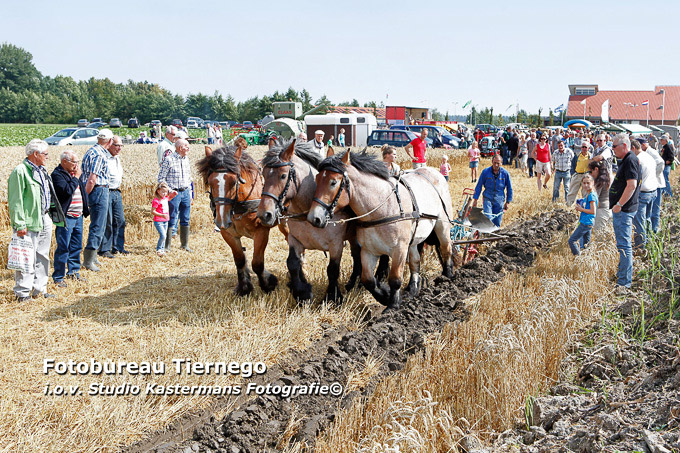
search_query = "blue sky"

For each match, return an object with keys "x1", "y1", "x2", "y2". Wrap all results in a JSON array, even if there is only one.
[{"x1": 2, "y1": 0, "x2": 679, "y2": 116}]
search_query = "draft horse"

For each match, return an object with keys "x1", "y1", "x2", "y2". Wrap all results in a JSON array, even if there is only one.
[
  {"x1": 257, "y1": 139, "x2": 363, "y2": 303},
  {"x1": 197, "y1": 138, "x2": 287, "y2": 295},
  {"x1": 307, "y1": 151, "x2": 455, "y2": 310}
]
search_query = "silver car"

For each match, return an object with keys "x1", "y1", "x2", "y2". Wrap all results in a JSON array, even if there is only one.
[{"x1": 45, "y1": 127, "x2": 100, "y2": 146}]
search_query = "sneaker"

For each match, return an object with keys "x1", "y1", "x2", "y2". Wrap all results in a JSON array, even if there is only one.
[
  {"x1": 614, "y1": 285, "x2": 630, "y2": 296},
  {"x1": 55, "y1": 280, "x2": 68, "y2": 288},
  {"x1": 157, "y1": 251, "x2": 165, "y2": 257},
  {"x1": 113, "y1": 250, "x2": 130, "y2": 255},
  {"x1": 32, "y1": 292, "x2": 56, "y2": 299},
  {"x1": 15, "y1": 295, "x2": 31, "y2": 303},
  {"x1": 99, "y1": 251, "x2": 115, "y2": 259},
  {"x1": 66, "y1": 274, "x2": 88, "y2": 282}
]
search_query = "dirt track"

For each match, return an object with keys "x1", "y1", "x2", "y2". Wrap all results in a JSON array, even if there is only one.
[{"x1": 126, "y1": 209, "x2": 576, "y2": 452}]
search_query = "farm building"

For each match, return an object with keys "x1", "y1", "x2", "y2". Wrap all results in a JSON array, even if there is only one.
[
  {"x1": 386, "y1": 105, "x2": 432, "y2": 126},
  {"x1": 304, "y1": 113, "x2": 377, "y2": 147},
  {"x1": 565, "y1": 84, "x2": 680, "y2": 126}
]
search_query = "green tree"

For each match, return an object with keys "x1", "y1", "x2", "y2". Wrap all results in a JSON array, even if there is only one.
[
  {"x1": 549, "y1": 109, "x2": 554, "y2": 126},
  {"x1": 0, "y1": 43, "x2": 42, "y2": 92}
]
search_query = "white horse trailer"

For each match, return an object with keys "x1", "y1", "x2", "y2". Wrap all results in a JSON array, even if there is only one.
[{"x1": 305, "y1": 113, "x2": 377, "y2": 147}]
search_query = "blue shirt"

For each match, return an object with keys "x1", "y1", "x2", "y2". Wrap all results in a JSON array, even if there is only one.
[
  {"x1": 579, "y1": 191, "x2": 598, "y2": 226},
  {"x1": 474, "y1": 166, "x2": 513, "y2": 203},
  {"x1": 81, "y1": 144, "x2": 109, "y2": 187}
]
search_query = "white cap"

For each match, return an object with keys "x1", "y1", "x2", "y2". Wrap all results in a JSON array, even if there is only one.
[
  {"x1": 98, "y1": 129, "x2": 113, "y2": 140},
  {"x1": 315, "y1": 130, "x2": 325, "y2": 136},
  {"x1": 176, "y1": 130, "x2": 189, "y2": 139}
]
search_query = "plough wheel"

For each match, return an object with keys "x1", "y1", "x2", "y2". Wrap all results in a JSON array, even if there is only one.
[{"x1": 462, "y1": 231, "x2": 480, "y2": 264}]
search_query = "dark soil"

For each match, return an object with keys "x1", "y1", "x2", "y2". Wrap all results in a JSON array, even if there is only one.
[
  {"x1": 126, "y1": 209, "x2": 576, "y2": 453},
  {"x1": 492, "y1": 201, "x2": 680, "y2": 453}
]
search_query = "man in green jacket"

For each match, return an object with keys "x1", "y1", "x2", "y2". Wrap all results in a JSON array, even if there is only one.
[{"x1": 8, "y1": 139, "x2": 65, "y2": 302}]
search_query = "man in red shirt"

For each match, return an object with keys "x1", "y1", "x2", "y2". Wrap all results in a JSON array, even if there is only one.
[{"x1": 405, "y1": 128, "x2": 429, "y2": 169}]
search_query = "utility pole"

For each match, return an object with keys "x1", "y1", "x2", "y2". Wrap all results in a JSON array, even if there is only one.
[{"x1": 661, "y1": 89, "x2": 666, "y2": 125}]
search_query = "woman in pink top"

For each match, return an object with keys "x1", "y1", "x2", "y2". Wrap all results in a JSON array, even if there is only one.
[
  {"x1": 468, "y1": 141, "x2": 481, "y2": 182},
  {"x1": 534, "y1": 135, "x2": 552, "y2": 191},
  {"x1": 152, "y1": 182, "x2": 177, "y2": 256}
]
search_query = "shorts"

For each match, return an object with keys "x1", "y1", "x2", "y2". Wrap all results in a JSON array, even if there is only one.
[
  {"x1": 469, "y1": 161, "x2": 479, "y2": 168},
  {"x1": 536, "y1": 160, "x2": 551, "y2": 176},
  {"x1": 413, "y1": 162, "x2": 426, "y2": 169}
]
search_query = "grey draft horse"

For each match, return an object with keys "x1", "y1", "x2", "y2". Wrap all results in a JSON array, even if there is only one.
[
  {"x1": 257, "y1": 139, "x2": 363, "y2": 302},
  {"x1": 307, "y1": 150, "x2": 455, "y2": 310}
]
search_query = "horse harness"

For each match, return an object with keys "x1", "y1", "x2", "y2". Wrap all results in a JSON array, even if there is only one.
[
  {"x1": 261, "y1": 161, "x2": 304, "y2": 220},
  {"x1": 208, "y1": 169, "x2": 261, "y2": 222}
]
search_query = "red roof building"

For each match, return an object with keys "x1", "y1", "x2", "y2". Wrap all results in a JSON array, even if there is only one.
[
  {"x1": 329, "y1": 105, "x2": 385, "y2": 121},
  {"x1": 565, "y1": 84, "x2": 680, "y2": 126}
]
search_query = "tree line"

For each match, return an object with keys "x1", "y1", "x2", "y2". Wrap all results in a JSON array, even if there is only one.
[{"x1": 0, "y1": 43, "x2": 354, "y2": 125}]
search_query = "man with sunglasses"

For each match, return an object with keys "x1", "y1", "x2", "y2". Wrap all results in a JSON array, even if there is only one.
[
  {"x1": 590, "y1": 134, "x2": 614, "y2": 175},
  {"x1": 567, "y1": 140, "x2": 592, "y2": 205},
  {"x1": 8, "y1": 139, "x2": 65, "y2": 301}
]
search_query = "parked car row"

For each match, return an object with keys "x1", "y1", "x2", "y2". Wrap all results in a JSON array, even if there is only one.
[{"x1": 74, "y1": 116, "x2": 242, "y2": 130}]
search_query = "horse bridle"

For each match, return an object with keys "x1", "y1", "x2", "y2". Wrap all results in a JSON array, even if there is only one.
[
  {"x1": 208, "y1": 169, "x2": 259, "y2": 225},
  {"x1": 313, "y1": 171, "x2": 351, "y2": 222},
  {"x1": 261, "y1": 161, "x2": 299, "y2": 219}
]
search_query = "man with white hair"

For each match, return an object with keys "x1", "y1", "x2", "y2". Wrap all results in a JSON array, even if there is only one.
[
  {"x1": 8, "y1": 139, "x2": 65, "y2": 301},
  {"x1": 157, "y1": 125, "x2": 177, "y2": 165},
  {"x1": 609, "y1": 133, "x2": 641, "y2": 291},
  {"x1": 158, "y1": 138, "x2": 193, "y2": 252},
  {"x1": 100, "y1": 135, "x2": 128, "y2": 258},
  {"x1": 311, "y1": 130, "x2": 325, "y2": 155},
  {"x1": 639, "y1": 137, "x2": 665, "y2": 232},
  {"x1": 630, "y1": 138, "x2": 657, "y2": 251},
  {"x1": 51, "y1": 149, "x2": 89, "y2": 286},
  {"x1": 81, "y1": 128, "x2": 113, "y2": 271},
  {"x1": 590, "y1": 134, "x2": 614, "y2": 175}
]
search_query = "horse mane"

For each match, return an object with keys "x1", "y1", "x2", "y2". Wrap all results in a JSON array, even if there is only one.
[
  {"x1": 318, "y1": 150, "x2": 390, "y2": 180},
  {"x1": 261, "y1": 138, "x2": 323, "y2": 169},
  {"x1": 196, "y1": 144, "x2": 260, "y2": 182}
]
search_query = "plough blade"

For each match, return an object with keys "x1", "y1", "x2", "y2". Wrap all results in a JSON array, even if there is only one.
[{"x1": 466, "y1": 207, "x2": 500, "y2": 234}]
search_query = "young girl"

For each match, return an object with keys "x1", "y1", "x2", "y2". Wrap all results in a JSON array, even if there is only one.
[
  {"x1": 382, "y1": 144, "x2": 400, "y2": 176},
  {"x1": 518, "y1": 133, "x2": 528, "y2": 175},
  {"x1": 440, "y1": 155, "x2": 452, "y2": 182},
  {"x1": 152, "y1": 182, "x2": 177, "y2": 256},
  {"x1": 468, "y1": 141, "x2": 480, "y2": 182},
  {"x1": 568, "y1": 174, "x2": 598, "y2": 256}
]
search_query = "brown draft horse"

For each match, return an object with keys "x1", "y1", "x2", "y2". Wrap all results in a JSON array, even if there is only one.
[{"x1": 197, "y1": 138, "x2": 287, "y2": 295}]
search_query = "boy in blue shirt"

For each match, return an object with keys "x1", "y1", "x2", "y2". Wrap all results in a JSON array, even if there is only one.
[{"x1": 568, "y1": 174, "x2": 598, "y2": 255}]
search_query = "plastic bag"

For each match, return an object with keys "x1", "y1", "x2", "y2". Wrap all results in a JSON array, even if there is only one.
[{"x1": 7, "y1": 234, "x2": 34, "y2": 273}]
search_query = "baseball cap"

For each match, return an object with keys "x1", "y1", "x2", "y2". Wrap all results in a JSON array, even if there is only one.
[
  {"x1": 98, "y1": 129, "x2": 113, "y2": 140},
  {"x1": 315, "y1": 130, "x2": 325, "y2": 135},
  {"x1": 637, "y1": 137, "x2": 648, "y2": 144}
]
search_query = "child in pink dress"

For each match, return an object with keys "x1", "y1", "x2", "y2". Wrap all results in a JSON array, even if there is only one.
[
  {"x1": 440, "y1": 155, "x2": 452, "y2": 182},
  {"x1": 152, "y1": 182, "x2": 176, "y2": 256}
]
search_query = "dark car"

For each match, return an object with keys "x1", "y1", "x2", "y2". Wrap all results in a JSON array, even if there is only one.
[
  {"x1": 172, "y1": 119, "x2": 183, "y2": 127},
  {"x1": 109, "y1": 118, "x2": 122, "y2": 128},
  {"x1": 92, "y1": 117, "x2": 103, "y2": 123},
  {"x1": 77, "y1": 119, "x2": 89, "y2": 128},
  {"x1": 88, "y1": 121, "x2": 107, "y2": 129},
  {"x1": 474, "y1": 124, "x2": 500, "y2": 138},
  {"x1": 368, "y1": 129, "x2": 420, "y2": 148},
  {"x1": 128, "y1": 118, "x2": 139, "y2": 128},
  {"x1": 394, "y1": 125, "x2": 460, "y2": 148}
]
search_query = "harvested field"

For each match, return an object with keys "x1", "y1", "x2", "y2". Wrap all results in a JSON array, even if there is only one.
[{"x1": 0, "y1": 139, "x2": 652, "y2": 452}]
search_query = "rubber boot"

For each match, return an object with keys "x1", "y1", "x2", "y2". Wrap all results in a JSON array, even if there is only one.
[
  {"x1": 179, "y1": 225, "x2": 193, "y2": 252},
  {"x1": 83, "y1": 249, "x2": 100, "y2": 272},
  {"x1": 165, "y1": 233, "x2": 172, "y2": 251}
]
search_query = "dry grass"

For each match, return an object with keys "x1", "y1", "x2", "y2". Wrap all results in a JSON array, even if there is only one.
[
  {"x1": 0, "y1": 140, "x2": 578, "y2": 452},
  {"x1": 315, "y1": 223, "x2": 619, "y2": 451}
]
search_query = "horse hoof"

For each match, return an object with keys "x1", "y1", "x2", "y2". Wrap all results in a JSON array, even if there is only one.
[
  {"x1": 260, "y1": 274, "x2": 279, "y2": 293},
  {"x1": 234, "y1": 281, "x2": 254, "y2": 296},
  {"x1": 324, "y1": 290, "x2": 343, "y2": 305}
]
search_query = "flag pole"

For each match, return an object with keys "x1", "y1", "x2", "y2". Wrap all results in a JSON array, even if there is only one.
[{"x1": 647, "y1": 103, "x2": 649, "y2": 126}]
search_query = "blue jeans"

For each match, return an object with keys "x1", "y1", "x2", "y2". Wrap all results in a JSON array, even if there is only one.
[
  {"x1": 85, "y1": 185, "x2": 109, "y2": 251},
  {"x1": 483, "y1": 196, "x2": 505, "y2": 227},
  {"x1": 154, "y1": 221, "x2": 169, "y2": 251},
  {"x1": 527, "y1": 158, "x2": 535, "y2": 178},
  {"x1": 651, "y1": 187, "x2": 663, "y2": 233},
  {"x1": 568, "y1": 222, "x2": 592, "y2": 255},
  {"x1": 633, "y1": 191, "x2": 656, "y2": 248},
  {"x1": 168, "y1": 188, "x2": 192, "y2": 233},
  {"x1": 613, "y1": 210, "x2": 636, "y2": 288},
  {"x1": 52, "y1": 215, "x2": 83, "y2": 281},
  {"x1": 501, "y1": 145, "x2": 509, "y2": 165},
  {"x1": 552, "y1": 170, "x2": 571, "y2": 202},
  {"x1": 663, "y1": 165, "x2": 673, "y2": 197},
  {"x1": 101, "y1": 189, "x2": 126, "y2": 253}
]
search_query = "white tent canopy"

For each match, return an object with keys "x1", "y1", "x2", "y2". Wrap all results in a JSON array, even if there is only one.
[{"x1": 617, "y1": 123, "x2": 653, "y2": 135}]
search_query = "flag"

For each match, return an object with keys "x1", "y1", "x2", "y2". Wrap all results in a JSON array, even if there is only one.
[
  {"x1": 580, "y1": 99, "x2": 587, "y2": 105},
  {"x1": 601, "y1": 99, "x2": 609, "y2": 123},
  {"x1": 462, "y1": 100, "x2": 471, "y2": 108},
  {"x1": 642, "y1": 100, "x2": 649, "y2": 105},
  {"x1": 554, "y1": 104, "x2": 564, "y2": 114}
]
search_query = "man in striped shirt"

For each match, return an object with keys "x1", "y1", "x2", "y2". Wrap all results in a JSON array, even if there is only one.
[
  {"x1": 158, "y1": 138, "x2": 193, "y2": 252},
  {"x1": 81, "y1": 129, "x2": 113, "y2": 271},
  {"x1": 551, "y1": 140, "x2": 574, "y2": 203},
  {"x1": 52, "y1": 149, "x2": 89, "y2": 286}
]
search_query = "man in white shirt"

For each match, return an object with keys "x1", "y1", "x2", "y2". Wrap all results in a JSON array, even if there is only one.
[
  {"x1": 100, "y1": 135, "x2": 127, "y2": 257},
  {"x1": 631, "y1": 138, "x2": 657, "y2": 250},
  {"x1": 311, "y1": 130, "x2": 325, "y2": 156},
  {"x1": 639, "y1": 137, "x2": 665, "y2": 233},
  {"x1": 156, "y1": 126, "x2": 177, "y2": 165}
]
